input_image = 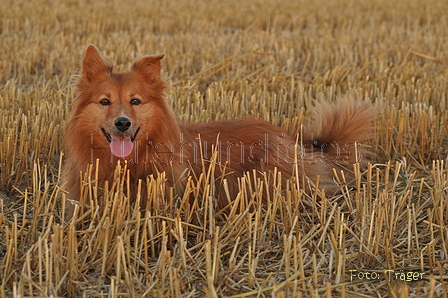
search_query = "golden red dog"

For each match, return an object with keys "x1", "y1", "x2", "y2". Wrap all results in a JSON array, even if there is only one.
[{"x1": 62, "y1": 45, "x2": 376, "y2": 219}]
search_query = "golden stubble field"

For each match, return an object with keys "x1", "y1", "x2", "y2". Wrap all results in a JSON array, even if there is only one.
[{"x1": 1, "y1": 0, "x2": 448, "y2": 297}]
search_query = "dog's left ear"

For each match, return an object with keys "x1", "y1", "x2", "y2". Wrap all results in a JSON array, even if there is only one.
[
  {"x1": 132, "y1": 54, "x2": 165, "y2": 82},
  {"x1": 82, "y1": 45, "x2": 113, "y2": 81}
]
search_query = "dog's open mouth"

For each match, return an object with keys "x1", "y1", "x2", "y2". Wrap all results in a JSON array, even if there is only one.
[{"x1": 101, "y1": 127, "x2": 140, "y2": 158}]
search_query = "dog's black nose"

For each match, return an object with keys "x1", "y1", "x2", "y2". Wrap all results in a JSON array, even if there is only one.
[{"x1": 114, "y1": 117, "x2": 131, "y2": 132}]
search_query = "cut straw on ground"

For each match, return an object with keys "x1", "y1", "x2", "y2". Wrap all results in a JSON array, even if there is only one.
[{"x1": 1, "y1": 0, "x2": 448, "y2": 296}]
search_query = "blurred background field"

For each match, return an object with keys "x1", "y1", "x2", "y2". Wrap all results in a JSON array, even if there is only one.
[{"x1": 1, "y1": 0, "x2": 448, "y2": 296}]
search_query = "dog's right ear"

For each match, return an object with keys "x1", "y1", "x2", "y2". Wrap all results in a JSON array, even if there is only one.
[
  {"x1": 81, "y1": 45, "x2": 113, "y2": 82},
  {"x1": 131, "y1": 54, "x2": 165, "y2": 83}
]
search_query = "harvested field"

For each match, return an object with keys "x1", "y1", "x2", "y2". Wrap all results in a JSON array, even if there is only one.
[{"x1": 1, "y1": 0, "x2": 448, "y2": 296}]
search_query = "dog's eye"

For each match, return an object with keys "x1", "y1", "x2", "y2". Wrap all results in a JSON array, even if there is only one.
[
  {"x1": 99, "y1": 98, "x2": 111, "y2": 106},
  {"x1": 130, "y1": 98, "x2": 141, "y2": 105}
]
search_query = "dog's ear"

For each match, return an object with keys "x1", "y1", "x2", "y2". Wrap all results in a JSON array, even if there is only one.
[
  {"x1": 132, "y1": 54, "x2": 165, "y2": 82},
  {"x1": 81, "y1": 45, "x2": 113, "y2": 82}
]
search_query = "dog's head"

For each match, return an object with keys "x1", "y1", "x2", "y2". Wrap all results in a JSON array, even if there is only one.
[{"x1": 70, "y1": 45, "x2": 170, "y2": 158}]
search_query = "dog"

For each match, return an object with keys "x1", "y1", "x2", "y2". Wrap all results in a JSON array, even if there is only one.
[{"x1": 62, "y1": 45, "x2": 376, "y2": 219}]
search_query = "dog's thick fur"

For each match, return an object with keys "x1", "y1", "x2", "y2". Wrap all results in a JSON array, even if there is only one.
[{"x1": 62, "y1": 45, "x2": 376, "y2": 218}]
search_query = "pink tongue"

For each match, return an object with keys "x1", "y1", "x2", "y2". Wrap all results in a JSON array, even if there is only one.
[{"x1": 110, "y1": 135, "x2": 134, "y2": 158}]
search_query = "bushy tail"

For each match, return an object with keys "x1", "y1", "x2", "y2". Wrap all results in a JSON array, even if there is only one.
[{"x1": 301, "y1": 96, "x2": 378, "y2": 168}]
